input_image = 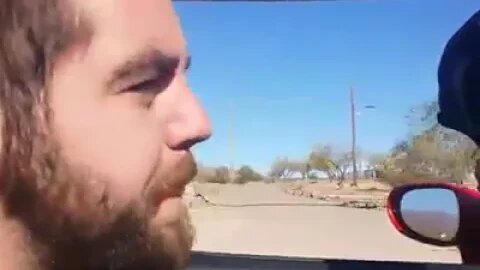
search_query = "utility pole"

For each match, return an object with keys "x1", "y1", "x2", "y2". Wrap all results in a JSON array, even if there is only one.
[
  {"x1": 350, "y1": 86, "x2": 358, "y2": 187},
  {"x1": 228, "y1": 101, "x2": 236, "y2": 180}
]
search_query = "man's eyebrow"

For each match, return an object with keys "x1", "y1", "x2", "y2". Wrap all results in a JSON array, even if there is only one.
[{"x1": 107, "y1": 49, "x2": 187, "y2": 88}]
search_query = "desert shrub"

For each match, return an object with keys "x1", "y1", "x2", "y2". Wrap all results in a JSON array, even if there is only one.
[
  {"x1": 209, "y1": 166, "x2": 230, "y2": 183},
  {"x1": 379, "y1": 170, "x2": 452, "y2": 187},
  {"x1": 263, "y1": 177, "x2": 275, "y2": 184},
  {"x1": 193, "y1": 167, "x2": 214, "y2": 183},
  {"x1": 233, "y1": 165, "x2": 263, "y2": 184},
  {"x1": 194, "y1": 166, "x2": 230, "y2": 183}
]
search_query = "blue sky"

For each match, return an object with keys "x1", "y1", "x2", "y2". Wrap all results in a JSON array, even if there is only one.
[
  {"x1": 174, "y1": 0, "x2": 480, "y2": 173},
  {"x1": 402, "y1": 188, "x2": 458, "y2": 215}
]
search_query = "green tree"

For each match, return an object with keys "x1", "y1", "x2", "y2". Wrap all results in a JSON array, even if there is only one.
[
  {"x1": 308, "y1": 145, "x2": 336, "y2": 181},
  {"x1": 234, "y1": 165, "x2": 263, "y2": 184},
  {"x1": 309, "y1": 144, "x2": 352, "y2": 187},
  {"x1": 288, "y1": 161, "x2": 311, "y2": 180},
  {"x1": 384, "y1": 101, "x2": 480, "y2": 185},
  {"x1": 269, "y1": 157, "x2": 291, "y2": 178},
  {"x1": 213, "y1": 166, "x2": 230, "y2": 183}
]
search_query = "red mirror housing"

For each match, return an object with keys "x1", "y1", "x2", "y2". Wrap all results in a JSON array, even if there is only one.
[{"x1": 387, "y1": 182, "x2": 480, "y2": 265}]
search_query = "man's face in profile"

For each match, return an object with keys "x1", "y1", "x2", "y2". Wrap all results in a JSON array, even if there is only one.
[{"x1": 1, "y1": 0, "x2": 211, "y2": 269}]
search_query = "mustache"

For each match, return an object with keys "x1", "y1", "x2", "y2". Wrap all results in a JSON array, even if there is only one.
[
  {"x1": 144, "y1": 152, "x2": 197, "y2": 212},
  {"x1": 166, "y1": 151, "x2": 197, "y2": 191}
]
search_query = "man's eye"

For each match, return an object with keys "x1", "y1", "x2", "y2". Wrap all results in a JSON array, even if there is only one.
[
  {"x1": 122, "y1": 74, "x2": 175, "y2": 108},
  {"x1": 126, "y1": 75, "x2": 173, "y2": 93}
]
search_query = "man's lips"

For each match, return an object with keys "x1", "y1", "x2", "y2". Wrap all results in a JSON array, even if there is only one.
[
  {"x1": 147, "y1": 151, "x2": 197, "y2": 214},
  {"x1": 155, "y1": 187, "x2": 185, "y2": 206},
  {"x1": 150, "y1": 188, "x2": 188, "y2": 226},
  {"x1": 162, "y1": 151, "x2": 197, "y2": 190}
]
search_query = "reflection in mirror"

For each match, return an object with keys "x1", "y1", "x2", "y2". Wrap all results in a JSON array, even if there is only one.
[{"x1": 400, "y1": 188, "x2": 459, "y2": 242}]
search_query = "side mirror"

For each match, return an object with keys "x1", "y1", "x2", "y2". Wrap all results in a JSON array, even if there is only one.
[{"x1": 387, "y1": 182, "x2": 480, "y2": 247}]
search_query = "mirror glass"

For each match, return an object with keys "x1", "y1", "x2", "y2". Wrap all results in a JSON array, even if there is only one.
[{"x1": 400, "y1": 188, "x2": 459, "y2": 242}]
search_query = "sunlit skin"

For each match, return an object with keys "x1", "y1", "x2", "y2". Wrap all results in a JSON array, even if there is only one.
[
  {"x1": 52, "y1": 0, "x2": 210, "y2": 227},
  {"x1": 0, "y1": 0, "x2": 211, "y2": 269}
]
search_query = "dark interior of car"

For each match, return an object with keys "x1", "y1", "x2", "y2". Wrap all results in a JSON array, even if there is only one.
[{"x1": 188, "y1": 252, "x2": 480, "y2": 270}]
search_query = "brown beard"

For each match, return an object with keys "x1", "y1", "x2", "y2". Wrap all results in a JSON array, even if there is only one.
[{"x1": 0, "y1": 136, "x2": 196, "y2": 270}]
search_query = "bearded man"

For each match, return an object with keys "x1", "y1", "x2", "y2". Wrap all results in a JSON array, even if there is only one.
[{"x1": 0, "y1": 0, "x2": 212, "y2": 269}]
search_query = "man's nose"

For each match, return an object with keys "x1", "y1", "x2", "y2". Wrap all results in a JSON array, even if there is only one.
[{"x1": 164, "y1": 88, "x2": 212, "y2": 151}]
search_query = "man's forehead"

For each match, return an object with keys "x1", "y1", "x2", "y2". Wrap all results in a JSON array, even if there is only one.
[
  {"x1": 67, "y1": 0, "x2": 188, "y2": 81},
  {"x1": 73, "y1": 0, "x2": 186, "y2": 54}
]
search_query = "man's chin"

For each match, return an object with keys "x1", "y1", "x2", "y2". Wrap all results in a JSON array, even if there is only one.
[
  {"x1": 150, "y1": 197, "x2": 194, "y2": 267},
  {"x1": 151, "y1": 196, "x2": 188, "y2": 227}
]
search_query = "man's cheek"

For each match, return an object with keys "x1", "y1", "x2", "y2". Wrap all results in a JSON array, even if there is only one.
[
  {"x1": 96, "y1": 132, "x2": 161, "y2": 205},
  {"x1": 61, "y1": 117, "x2": 159, "y2": 204}
]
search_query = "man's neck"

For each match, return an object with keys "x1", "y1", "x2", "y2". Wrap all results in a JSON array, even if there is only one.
[{"x1": 0, "y1": 204, "x2": 43, "y2": 270}]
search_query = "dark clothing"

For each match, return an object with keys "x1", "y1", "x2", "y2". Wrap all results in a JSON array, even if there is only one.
[{"x1": 438, "y1": 10, "x2": 480, "y2": 144}]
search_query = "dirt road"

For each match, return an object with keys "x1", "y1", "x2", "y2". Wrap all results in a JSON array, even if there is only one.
[{"x1": 189, "y1": 182, "x2": 461, "y2": 264}]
